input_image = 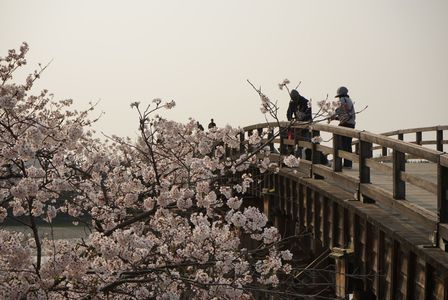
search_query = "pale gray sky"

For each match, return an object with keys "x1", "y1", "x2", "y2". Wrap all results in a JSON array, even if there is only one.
[{"x1": 1, "y1": 0, "x2": 447, "y2": 138}]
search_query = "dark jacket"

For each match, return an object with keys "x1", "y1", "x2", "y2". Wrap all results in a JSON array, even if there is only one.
[{"x1": 287, "y1": 90, "x2": 312, "y2": 121}]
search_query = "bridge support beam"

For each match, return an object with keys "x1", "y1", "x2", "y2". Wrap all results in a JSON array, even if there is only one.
[
  {"x1": 331, "y1": 247, "x2": 354, "y2": 299},
  {"x1": 352, "y1": 290, "x2": 376, "y2": 300}
]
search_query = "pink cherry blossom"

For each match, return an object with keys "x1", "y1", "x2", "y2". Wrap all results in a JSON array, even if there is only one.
[{"x1": 0, "y1": 44, "x2": 296, "y2": 299}]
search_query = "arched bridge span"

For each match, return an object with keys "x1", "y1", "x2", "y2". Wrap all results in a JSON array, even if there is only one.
[{"x1": 239, "y1": 123, "x2": 448, "y2": 300}]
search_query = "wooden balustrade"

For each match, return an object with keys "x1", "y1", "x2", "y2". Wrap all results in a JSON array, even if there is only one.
[
  {"x1": 241, "y1": 122, "x2": 448, "y2": 244},
  {"x1": 358, "y1": 125, "x2": 448, "y2": 154}
]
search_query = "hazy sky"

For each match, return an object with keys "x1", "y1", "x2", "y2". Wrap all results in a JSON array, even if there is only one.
[{"x1": 1, "y1": 0, "x2": 447, "y2": 138}]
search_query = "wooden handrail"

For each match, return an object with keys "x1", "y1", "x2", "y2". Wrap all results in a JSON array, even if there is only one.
[
  {"x1": 359, "y1": 132, "x2": 441, "y2": 162},
  {"x1": 353, "y1": 124, "x2": 447, "y2": 153},
  {"x1": 243, "y1": 123, "x2": 445, "y2": 162},
  {"x1": 381, "y1": 125, "x2": 448, "y2": 136},
  {"x1": 372, "y1": 140, "x2": 448, "y2": 151}
]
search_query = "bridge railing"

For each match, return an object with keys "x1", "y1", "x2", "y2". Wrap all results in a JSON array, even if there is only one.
[
  {"x1": 354, "y1": 125, "x2": 448, "y2": 157},
  {"x1": 241, "y1": 122, "x2": 448, "y2": 244}
]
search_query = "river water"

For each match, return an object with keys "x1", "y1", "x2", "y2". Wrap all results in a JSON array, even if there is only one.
[{"x1": 3, "y1": 225, "x2": 90, "y2": 240}]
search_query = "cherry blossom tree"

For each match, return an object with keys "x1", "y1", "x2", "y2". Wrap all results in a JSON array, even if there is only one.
[{"x1": 0, "y1": 44, "x2": 303, "y2": 299}]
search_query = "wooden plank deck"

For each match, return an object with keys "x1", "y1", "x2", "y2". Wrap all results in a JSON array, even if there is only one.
[
  {"x1": 342, "y1": 162, "x2": 438, "y2": 213},
  {"x1": 269, "y1": 152, "x2": 439, "y2": 215}
]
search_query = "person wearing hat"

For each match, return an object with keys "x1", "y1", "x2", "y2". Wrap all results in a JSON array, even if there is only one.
[{"x1": 333, "y1": 86, "x2": 356, "y2": 168}]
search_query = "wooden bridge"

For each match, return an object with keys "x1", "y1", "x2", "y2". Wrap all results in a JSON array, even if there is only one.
[{"x1": 239, "y1": 123, "x2": 448, "y2": 300}]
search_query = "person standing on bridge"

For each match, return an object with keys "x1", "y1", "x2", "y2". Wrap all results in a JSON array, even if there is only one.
[
  {"x1": 287, "y1": 89, "x2": 312, "y2": 160},
  {"x1": 196, "y1": 121, "x2": 204, "y2": 131},
  {"x1": 287, "y1": 89, "x2": 312, "y2": 122},
  {"x1": 332, "y1": 86, "x2": 356, "y2": 168},
  {"x1": 208, "y1": 118, "x2": 216, "y2": 130}
]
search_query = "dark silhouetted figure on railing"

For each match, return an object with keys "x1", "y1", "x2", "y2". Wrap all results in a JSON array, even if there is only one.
[
  {"x1": 196, "y1": 122, "x2": 204, "y2": 131},
  {"x1": 208, "y1": 118, "x2": 216, "y2": 130},
  {"x1": 287, "y1": 89, "x2": 312, "y2": 122},
  {"x1": 287, "y1": 89, "x2": 312, "y2": 160}
]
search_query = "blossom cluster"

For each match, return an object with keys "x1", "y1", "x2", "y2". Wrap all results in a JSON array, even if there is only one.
[
  {"x1": 283, "y1": 155, "x2": 300, "y2": 168},
  {"x1": 311, "y1": 136, "x2": 323, "y2": 144},
  {"x1": 278, "y1": 78, "x2": 290, "y2": 90},
  {"x1": 317, "y1": 98, "x2": 340, "y2": 119}
]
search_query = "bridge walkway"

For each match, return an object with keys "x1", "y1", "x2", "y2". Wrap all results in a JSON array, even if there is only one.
[
  {"x1": 338, "y1": 162, "x2": 437, "y2": 212},
  {"x1": 239, "y1": 123, "x2": 448, "y2": 299}
]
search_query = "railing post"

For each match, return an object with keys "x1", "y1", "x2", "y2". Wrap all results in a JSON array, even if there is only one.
[
  {"x1": 437, "y1": 129, "x2": 443, "y2": 152},
  {"x1": 239, "y1": 131, "x2": 245, "y2": 154},
  {"x1": 247, "y1": 129, "x2": 254, "y2": 153},
  {"x1": 393, "y1": 150, "x2": 406, "y2": 199},
  {"x1": 416, "y1": 131, "x2": 422, "y2": 145},
  {"x1": 359, "y1": 141, "x2": 372, "y2": 184},
  {"x1": 438, "y1": 155, "x2": 448, "y2": 223},
  {"x1": 398, "y1": 133, "x2": 404, "y2": 141},
  {"x1": 293, "y1": 127, "x2": 299, "y2": 156},
  {"x1": 359, "y1": 139, "x2": 374, "y2": 204},
  {"x1": 268, "y1": 128, "x2": 275, "y2": 152},
  {"x1": 382, "y1": 147, "x2": 388, "y2": 157},
  {"x1": 333, "y1": 133, "x2": 343, "y2": 172},
  {"x1": 312, "y1": 130, "x2": 323, "y2": 179},
  {"x1": 279, "y1": 127, "x2": 286, "y2": 155},
  {"x1": 311, "y1": 130, "x2": 321, "y2": 165},
  {"x1": 257, "y1": 128, "x2": 263, "y2": 140},
  {"x1": 255, "y1": 127, "x2": 264, "y2": 158}
]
